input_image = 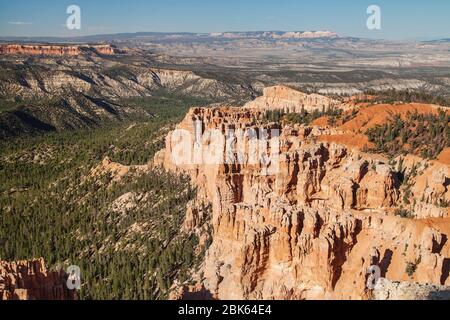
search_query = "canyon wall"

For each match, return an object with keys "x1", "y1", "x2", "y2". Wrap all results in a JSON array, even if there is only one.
[{"x1": 155, "y1": 88, "x2": 450, "y2": 300}]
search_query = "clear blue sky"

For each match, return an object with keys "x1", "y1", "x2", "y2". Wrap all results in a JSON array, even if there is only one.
[{"x1": 0, "y1": 0, "x2": 449, "y2": 40}]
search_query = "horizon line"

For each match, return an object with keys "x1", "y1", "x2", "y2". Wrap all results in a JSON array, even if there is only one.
[{"x1": 0, "y1": 30, "x2": 448, "y2": 42}]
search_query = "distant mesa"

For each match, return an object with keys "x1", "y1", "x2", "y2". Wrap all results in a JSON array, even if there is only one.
[
  {"x1": 208, "y1": 30, "x2": 339, "y2": 39},
  {"x1": 0, "y1": 30, "x2": 341, "y2": 44},
  {"x1": 269, "y1": 31, "x2": 339, "y2": 39},
  {"x1": 0, "y1": 43, "x2": 122, "y2": 56}
]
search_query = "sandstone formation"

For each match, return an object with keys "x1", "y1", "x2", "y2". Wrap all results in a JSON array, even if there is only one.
[
  {"x1": 244, "y1": 85, "x2": 340, "y2": 113},
  {"x1": 169, "y1": 283, "x2": 215, "y2": 300},
  {"x1": 155, "y1": 88, "x2": 450, "y2": 300},
  {"x1": 373, "y1": 278, "x2": 450, "y2": 300},
  {"x1": 0, "y1": 44, "x2": 81, "y2": 56},
  {"x1": 0, "y1": 44, "x2": 118, "y2": 56},
  {"x1": 0, "y1": 258, "x2": 76, "y2": 300}
]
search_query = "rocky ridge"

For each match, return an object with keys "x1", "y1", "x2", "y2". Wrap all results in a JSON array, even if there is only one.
[
  {"x1": 0, "y1": 43, "x2": 119, "y2": 56},
  {"x1": 0, "y1": 53, "x2": 256, "y2": 138},
  {"x1": 244, "y1": 85, "x2": 340, "y2": 113}
]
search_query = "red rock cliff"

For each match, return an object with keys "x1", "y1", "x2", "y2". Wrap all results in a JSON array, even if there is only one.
[
  {"x1": 0, "y1": 44, "x2": 118, "y2": 56},
  {"x1": 0, "y1": 258, "x2": 77, "y2": 300}
]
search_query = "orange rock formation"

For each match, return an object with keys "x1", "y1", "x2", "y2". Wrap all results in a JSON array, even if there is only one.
[
  {"x1": 0, "y1": 44, "x2": 118, "y2": 56},
  {"x1": 155, "y1": 87, "x2": 450, "y2": 300},
  {"x1": 0, "y1": 258, "x2": 77, "y2": 300},
  {"x1": 244, "y1": 85, "x2": 339, "y2": 113}
]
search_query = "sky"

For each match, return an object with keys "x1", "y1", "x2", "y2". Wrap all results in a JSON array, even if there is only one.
[{"x1": 0, "y1": 0, "x2": 449, "y2": 40}]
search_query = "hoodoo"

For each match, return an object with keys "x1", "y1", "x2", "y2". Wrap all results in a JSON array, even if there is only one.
[{"x1": 156, "y1": 86, "x2": 450, "y2": 300}]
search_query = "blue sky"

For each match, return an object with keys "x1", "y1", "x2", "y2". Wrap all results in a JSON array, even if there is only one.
[{"x1": 0, "y1": 0, "x2": 449, "y2": 40}]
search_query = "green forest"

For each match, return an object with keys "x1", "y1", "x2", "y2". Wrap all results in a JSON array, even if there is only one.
[
  {"x1": 263, "y1": 107, "x2": 343, "y2": 126},
  {"x1": 363, "y1": 89, "x2": 450, "y2": 107},
  {"x1": 0, "y1": 91, "x2": 212, "y2": 299},
  {"x1": 366, "y1": 110, "x2": 450, "y2": 159}
]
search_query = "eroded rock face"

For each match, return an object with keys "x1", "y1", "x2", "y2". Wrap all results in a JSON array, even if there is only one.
[
  {"x1": 0, "y1": 44, "x2": 118, "y2": 56},
  {"x1": 0, "y1": 258, "x2": 76, "y2": 300},
  {"x1": 155, "y1": 102, "x2": 450, "y2": 300},
  {"x1": 244, "y1": 85, "x2": 339, "y2": 113},
  {"x1": 373, "y1": 278, "x2": 450, "y2": 300}
]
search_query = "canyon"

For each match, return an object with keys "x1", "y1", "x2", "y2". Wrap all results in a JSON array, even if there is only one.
[
  {"x1": 0, "y1": 49, "x2": 255, "y2": 139},
  {"x1": 1, "y1": 83, "x2": 449, "y2": 300},
  {"x1": 156, "y1": 86, "x2": 450, "y2": 300},
  {"x1": 1, "y1": 33, "x2": 450, "y2": 301}
]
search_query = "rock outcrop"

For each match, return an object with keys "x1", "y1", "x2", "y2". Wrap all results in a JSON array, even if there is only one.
[
  {"x1": 373, "y1": 278, "x2": 450, "y2": 300},
  {"x1": 0, "y1": 258, "x2": 77, "y2": 300},
  {"x1": 155, "y1": 95, "x2": 450, "y2": 300},
  {"x1": 244, "y1": 85, "x2": 340, "y2": 113},
  {"x1": 0, "y1": 44, "x2": 119, "y2": 56}
]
